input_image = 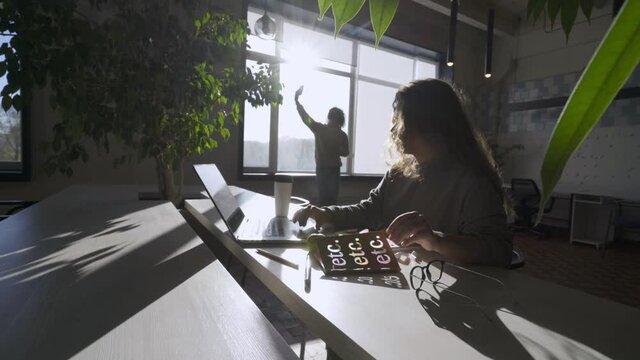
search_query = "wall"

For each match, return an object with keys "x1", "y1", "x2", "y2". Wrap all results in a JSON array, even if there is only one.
[{"x1": 1, "y1": 0, "x2": 493, "y2": 204}]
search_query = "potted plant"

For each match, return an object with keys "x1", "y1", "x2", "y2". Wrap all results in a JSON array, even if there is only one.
[{"x1": 0, "y1": 0, "x2": 282, "y2": 205}]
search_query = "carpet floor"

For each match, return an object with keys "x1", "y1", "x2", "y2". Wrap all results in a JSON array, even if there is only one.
[{"x1": 513, "y1": 230, "x2": 640, "y2": 309}]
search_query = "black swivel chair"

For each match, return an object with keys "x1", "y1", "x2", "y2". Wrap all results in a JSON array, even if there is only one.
[{"x1": 510, "y1": 178, "x2": 555, "y2": 236}]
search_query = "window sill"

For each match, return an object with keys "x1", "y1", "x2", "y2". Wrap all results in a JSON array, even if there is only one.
[{"x1": 0, "y1": 170, "x2": 31, "y2": 182}]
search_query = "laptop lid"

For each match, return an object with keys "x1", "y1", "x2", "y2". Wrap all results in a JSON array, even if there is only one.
[
  {"x1": 193, "y1": 163, "x2": 311, "y2": 245},
  {"x1": 193, "y1": 164, "x2": 246, "y2": 234}
]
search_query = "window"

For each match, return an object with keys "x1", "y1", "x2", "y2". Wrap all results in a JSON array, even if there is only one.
[
  {"x1": 277, "y1": 65, "x2": 350, "y2": 172},
  {"x1": 0, "y1": 34, "x2": 29, "y2": 181},
  {"x1": 353, "y1": 81, "x2": 397, "y2": 174},
  {"x1": 242, "y1": 8, "x2": 439, "y2": 176}
]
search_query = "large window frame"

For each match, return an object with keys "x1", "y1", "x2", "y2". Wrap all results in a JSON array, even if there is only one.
[{"x1": 241, "y1": 5, "x2": 441, "y2": 178}]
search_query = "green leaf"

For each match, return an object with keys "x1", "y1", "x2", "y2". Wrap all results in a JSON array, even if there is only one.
[
  {"x1": 537, "y1": 1, "x2": 640, "y2": 223},
  {"x1": 527, "y1": 0, "x2": 541, "y2": 18},
  {"x1": 318, "y1": 0, "x2": 332, "y2": 20},
  {"x1": 1, "y1": 95, "x2": 10, "y2": 111},
  {"x1": 370, "y1": 0, "x2": 399, "y2": 47},
  {"x1": 560, "y1": 0, "x2": 579, "y2": 40},
  {"x1": 12, "y1": 94, "x2": 21, "y2": 111},
  {"x1": 527, "y1": 0, "x2": 546, "y2": 23},
  {"x1": 331, "y1": 0, "x2": 366, "y2": 36},
  {"x1": 547, "y1": 0, "x2": 561, "y2": 28},
  {"x1": 580, "y1": 0, "x2": 593, "y2": 22}
]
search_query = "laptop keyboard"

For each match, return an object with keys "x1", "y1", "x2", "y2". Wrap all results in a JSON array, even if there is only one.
[
  {"x1": 240, "y1": 218, "x2": 263, "y2": 238},
  {"x1": 237, "y1": 217, "x2": 291, "y2": 239}
]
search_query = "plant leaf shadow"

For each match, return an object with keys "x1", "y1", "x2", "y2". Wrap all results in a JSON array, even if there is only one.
[{"x1": 0, "y1": 201, "x2": 215, "y2": 360}]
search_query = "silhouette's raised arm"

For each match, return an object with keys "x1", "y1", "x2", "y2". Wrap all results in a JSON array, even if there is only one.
[{"x1": 294, "y1": 86, "x2": 316, "y2": 130}]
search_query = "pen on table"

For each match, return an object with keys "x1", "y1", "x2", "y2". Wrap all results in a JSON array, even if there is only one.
[
  {"x1": 304, "y1": 252, "x2": 312, "y2": 291},
  {"x1": 256, "y1": 248, "x2": 299, "y2": 270}
]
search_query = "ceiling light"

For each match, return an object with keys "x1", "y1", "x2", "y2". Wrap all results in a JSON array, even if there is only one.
[
  {"x1": 446, "y1": 0, "x2": 458, "y2": 69},
  {"x1": 484, "y1": 9, "x2": 494, "y2": 79},
  {"x1": 255, "y1": 2, "x2": 276, "y2": 41}
]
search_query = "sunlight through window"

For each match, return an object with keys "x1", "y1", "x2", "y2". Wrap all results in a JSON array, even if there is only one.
[{"x1": 243, "y1": 8, "x2": 438, "y2": 175}]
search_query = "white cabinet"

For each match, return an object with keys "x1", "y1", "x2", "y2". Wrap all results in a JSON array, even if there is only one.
[{"x1": 570, "y1": 194, "x2": 618, "y2": 249}]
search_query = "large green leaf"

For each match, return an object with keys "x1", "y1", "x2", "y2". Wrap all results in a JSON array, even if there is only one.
[
  {"x1": 537, "y1": 0, "x2": 640, "y2": 223},
  {"x1": 318, "y1": 0, "x2": 332, "y2": 21},
  {"x1": 331, "y1": 0, "x2": 366, "y2": 36},
  {"x1": 370, "y1": 0, "x2": 399, "y2": 47}
]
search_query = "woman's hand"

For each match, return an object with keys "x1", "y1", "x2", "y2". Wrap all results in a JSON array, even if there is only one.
[
  {"x1": 292, "y1": 204, "x2": 332, "y2": 230},
  {"x1": 386, "y1": 211, "x2": 439, "y2": 251}
]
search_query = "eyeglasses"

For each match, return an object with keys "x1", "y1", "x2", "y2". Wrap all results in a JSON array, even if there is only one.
[{"x1": 410, "y1": 260, "x2": 518, "y2": 307}]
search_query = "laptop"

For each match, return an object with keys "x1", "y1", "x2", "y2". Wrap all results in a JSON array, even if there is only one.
[{"x1": 193, "y1": 164, "x2": 315, "y2": 247}]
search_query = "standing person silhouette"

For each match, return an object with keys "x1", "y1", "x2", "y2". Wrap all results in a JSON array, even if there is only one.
[{"x1": 294, "y1": 86, "x2": 349, "y2": 206}]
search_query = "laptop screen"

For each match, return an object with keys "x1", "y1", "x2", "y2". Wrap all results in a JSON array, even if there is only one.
[{"x1": 193, "y1": 164, "x2": 244, "y2": 232}]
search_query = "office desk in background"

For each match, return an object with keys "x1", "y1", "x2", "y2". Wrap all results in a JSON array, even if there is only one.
[
  {"x1": 186, "y1": 187, "x2": 640, "y2": 360},
  {"x1": 0, "y1": 185, "x2": 297, "y2": 360}
]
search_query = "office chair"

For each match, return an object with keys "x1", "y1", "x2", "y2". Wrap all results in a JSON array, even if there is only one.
[{"x1": 510, "y1": 178, "x2": 554, "y2": 236}]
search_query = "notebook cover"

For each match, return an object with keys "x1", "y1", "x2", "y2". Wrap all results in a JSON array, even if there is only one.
[{"x1": 309, "y1": 231, "x2": 401, "y2": 275}]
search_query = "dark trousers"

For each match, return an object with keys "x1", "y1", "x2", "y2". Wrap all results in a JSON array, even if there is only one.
[{"x1": 316, "y1": 166, "x2": 340, "y2": 206}]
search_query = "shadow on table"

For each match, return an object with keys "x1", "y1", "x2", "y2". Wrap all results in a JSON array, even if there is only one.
[
  {"x1": 411, "y1": 260, "x2": 629, "y2": 360},
  {"x1": 414, "y1": 281, "x2": 534, "y2": 360},
  {"x1": 0, "y1": 201, "x2": 214, "y2": 360}
]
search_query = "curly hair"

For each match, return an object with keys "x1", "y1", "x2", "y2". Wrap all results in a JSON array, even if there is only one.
[{"x1": 387, "y1": 79, "x2": 512, "y2": 216}]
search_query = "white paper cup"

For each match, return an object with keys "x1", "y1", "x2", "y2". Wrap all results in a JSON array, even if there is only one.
[{"x1": 274, "y1": 174, "x2": 293, "y2": 217}]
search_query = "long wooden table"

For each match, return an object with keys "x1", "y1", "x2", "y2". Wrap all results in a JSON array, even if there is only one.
[
  {"x1": 0, "y1": 185, "x2": 297, "y2": 360},
  {"x1": 185, "y1": 186, "x2": 640, "y2": 360}
]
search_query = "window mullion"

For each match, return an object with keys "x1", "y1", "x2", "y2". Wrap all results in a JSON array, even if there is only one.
[
  {"x1": 269, "y1": 31, "x2": 283, "y2": 174},
  {"x1": 269, "y1": 63, "x2": 279, "y2": 173},
  {"x1": 346, "y1": 40, "x2": 359, "y2": 176}
]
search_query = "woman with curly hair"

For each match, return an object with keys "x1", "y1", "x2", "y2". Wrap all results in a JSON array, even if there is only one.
[{"x1": 293, "y1": 79, "x2": 512, "y2": 266}]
